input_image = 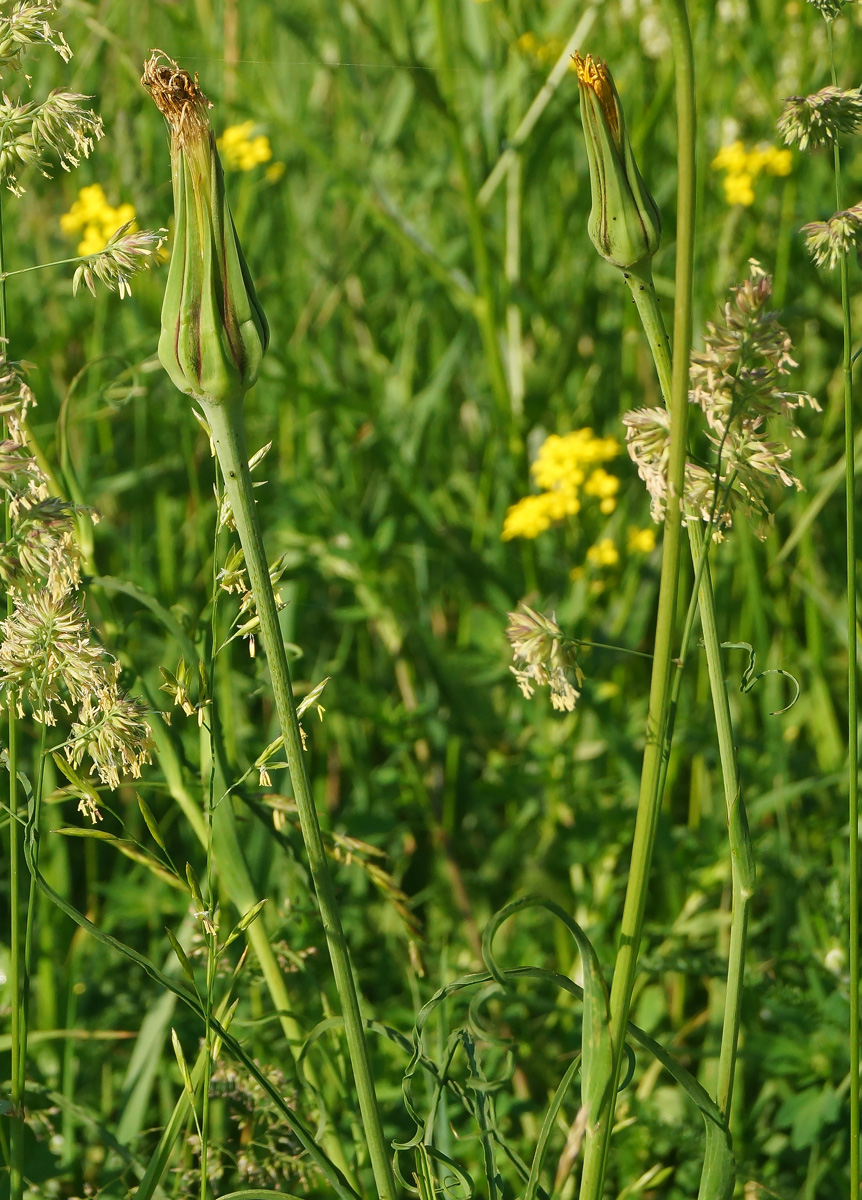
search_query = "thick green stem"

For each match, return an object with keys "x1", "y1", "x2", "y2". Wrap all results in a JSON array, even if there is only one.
[
  {"x1": 199, "y1": 396, "x2": 396, "y2": 1200},
  {"x1": 580, "y1": 8, "x2": 696, "y2": 1195},
  {"x1": 828, "y1": 21, "x2": 860, "y2": 1191}
]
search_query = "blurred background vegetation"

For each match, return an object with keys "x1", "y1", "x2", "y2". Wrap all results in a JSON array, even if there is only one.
[{"x1": 2, "y1": 0, "x2": 862, "y2": 1195}]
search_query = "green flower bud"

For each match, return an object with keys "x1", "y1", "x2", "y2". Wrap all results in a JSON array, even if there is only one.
[
  {"x1": 574, "y1": 52, "x2": 661, "y2": 271},
  {"x1": 142, "y1": 51, "x2": 269, "y2": 407}
]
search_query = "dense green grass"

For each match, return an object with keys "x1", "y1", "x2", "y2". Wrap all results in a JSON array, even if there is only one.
[{"x1": 2, "y1": 0, "x2": 862, "y2": 1195}]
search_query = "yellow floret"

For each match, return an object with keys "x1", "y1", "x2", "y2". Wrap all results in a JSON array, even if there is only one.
[
  {"x1": 502, "y1": 494, "x2": 553, "y2": 540},
  {"x1": 711, "y1": 141, "x2": 748, "y2": 174},
  {"x1": 627, "y1": 526, "x2": 657, "y2": 553},
  {"x1": 218, "y1": 122, "x2": 273, "y2": 172},
  {"x1": 78, "y1": 224, "x2": 108, "y2": 256},
  {"x1": 723, "y1": 171, "x2": 755, "y2": 206},
  {"x1": 584, "y1": 467, "x2": 619, "y2": 499},
  {"x1": 60, "y1": 184, "x2": 109, "y2": 234},
  {"x1": 586, "y1": 538, "x2": 620, "y2": 567},
  {"x1": 764, "y1": 146, "x2": 792, "y2": 176}
]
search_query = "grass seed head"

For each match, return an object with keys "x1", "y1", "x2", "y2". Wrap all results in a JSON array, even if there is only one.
[{"x1": 778, "y1": 86, "x2": 862, "y2": 151}]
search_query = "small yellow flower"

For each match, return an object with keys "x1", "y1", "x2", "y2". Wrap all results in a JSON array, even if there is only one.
[
  {"x1": 627, "y1": 526, "x2": 656, "y2": 553},
  {"x1": 61, "y1": 186, "x2": 139, "y2": 256},
  {"x1": 723, "y1": 171, "x2": 755, "y2": 206},
  {"x1": 711, "y1": 140, "x2": 748, "y2": 174},
  {"x1": 712, "y1": 140, "x2": 791, "y2": 208},
  {"x1": 217, "y1": 121, "x2": 273, "y2": 171},
  {"x1": 586, "y1": 537, "x2": 619, "y2": 567},
  {"x1": 265, "y1": 161, "x2": 286, "y2": 183},
  {"x1": 584, "y1": 467, "x2": 619, "y2": 514}
]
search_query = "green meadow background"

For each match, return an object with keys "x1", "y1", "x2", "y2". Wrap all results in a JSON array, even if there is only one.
[{"x1": 3, "y1": 0, "x2": 862, "y2": 1195}]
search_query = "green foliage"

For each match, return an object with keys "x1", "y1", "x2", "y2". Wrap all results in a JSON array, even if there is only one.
[{"x1": 0, "y1": 0, "x2": 860, "y2": 1196}]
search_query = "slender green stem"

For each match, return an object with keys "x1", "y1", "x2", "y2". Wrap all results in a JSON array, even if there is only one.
[
  {"x1": 200, "y1": 396, "x2": 396, "y2": 1200},
  {"x1": 0, "y1": 169, "x2": 24, "y2": 1200},
  {"x1": 200, "y1": 515, "x2": 222, "y2": 1200},
  {"x1": 19, "y1": 718, "x2": 47, "y2": 1157},
  {"x1": 626, "y1": 261, "x2": 753, "y2": 1123},
  {"x1": 580, "y1": 10, "x2": 697, "y2": 1195},
  {"x1": 827, "y1": 20, "x2": 860, "y2": 1194},
  {"x1": 693, "y1": 551, "x2": 754, "y2": 1117}
]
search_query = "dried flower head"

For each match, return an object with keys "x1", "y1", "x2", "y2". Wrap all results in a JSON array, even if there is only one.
[
  {"x1": 142, "y1": 49, "x2": 268, "y2": 406},
  {"x1": 0, "y1": 1, "x2": 72, "y2": 75},
  {"x1": 801, "y1": 203, "x2": 862, "y2": 269},
  {"x1": 505, "y1": 604, "x2": 584, "y2": 712},
  {"x1": 778, "y1": 86, "x2": 862, "y2": 152},
  {"x1": 72, "y1": 220, "x2": 168, "y2": 299}
]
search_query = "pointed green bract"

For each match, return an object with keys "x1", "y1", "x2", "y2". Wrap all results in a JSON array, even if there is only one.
[{"x1": 143, "y1": 51, "x2": 269, "y2": 407}]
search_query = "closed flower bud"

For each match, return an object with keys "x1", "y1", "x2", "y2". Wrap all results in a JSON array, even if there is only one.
[
  {"x1": 142, "y1": 51, "x2": 269, "y2": 407},
  {"x1": 573, "y1": 52, "x2": 661, "y2": 271}
]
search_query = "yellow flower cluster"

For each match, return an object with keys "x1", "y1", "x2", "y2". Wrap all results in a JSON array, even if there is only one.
[
  {"x1": 502, "y1": 429, "x2": 620, "y2": 541},
  {"x1": 60, "y1": 184, "x2": 135, "y2": 256},
  {"x1": 627, "y1": 526, "x2": 656, "y2": 554},
  {"x1": 217, "y1": 121, "x2": 273, "y2": 171},
  {"x1": 516, "y1": 32, "x2": 567, "y2": 65},
  {"x1": 586, "y1": 537, "x2": 619, "y2": 567},
  {"x1": 711, "y1": 140, "x2": 792, "y2": 207}
]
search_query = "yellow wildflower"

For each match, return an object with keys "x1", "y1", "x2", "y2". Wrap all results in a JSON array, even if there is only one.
[
  {"x1": 712, "y1": 140, "x2": 747, "y2": 173},
  {"x1": 627, "y1": 526, "x2": 656, "y2": 553},
  {"x1": 587, "y1": 537, "x2": 620, "y2": 567},
  {"x1": 712, "y1": 139, "x2": 792, "y2": 208},
  {"x1": 503, "y1": 428, "x2": 621, "y2": 541},
  {"x1": 503, "y1": 495, "x2": 552, "y2": 540},
  {"x1": 265, "y1": 161, "x2": 286, "y2": 183},
  {"x1": 723, "y1": 171, "x2": 755, "y2": 206},
  {"x1": 584, "y1": 467, "x2": 620, "y2": 514},
  {"x1": 217, "y1": 121, "x2": 273, "y2": 171},
  {"x1": 60, "y1": 185, "x2": 138, "y2": 255}
]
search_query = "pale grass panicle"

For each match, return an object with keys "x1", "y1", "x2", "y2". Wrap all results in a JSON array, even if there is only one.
[
  {"x1": 0, "y1": 88, "x2": 103, "y2": 195},
  {"x1": 0, "y1": 590, "x2": 108, "y2": 722},
  {"x1": 505, "y1": 604, "x2": 584, "y2": 712},
  {"x1": 0, "y1": 1, "x2": 71, "y2": 75},
  {"x1": 689, "y1": 261, "x2": 818, "y2": 433},
  {"x1": 72, "y1": 220, "x2": 168, "y2": 299},
  {"x1": 0, "y1": 360, "x2": 152, "y2": 803},
  {"x1": 778, "y1": 86, "x2": 862, "y2": 152},
  {"x1": 67, "y1": 686, "x2": 153, "y2": 792},
  {"x1": 801, "y1": 203, "x2": 862, "y2": 269},
  {"x1": 624, "y1": 263, "x2": 814, "y2": 537}
]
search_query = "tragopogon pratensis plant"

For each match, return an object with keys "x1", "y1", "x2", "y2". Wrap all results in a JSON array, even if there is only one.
[
  {"x1": 142, "y1": 49, "x2": 398, "y2": 1200},
  {"x1": 568, "y1": 16, "x2": 816, "y2": 1196}
]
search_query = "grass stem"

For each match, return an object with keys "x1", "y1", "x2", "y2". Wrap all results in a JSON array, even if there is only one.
[{"x1": 826, "y1": 20, "x2": 860, "y2": 1194}]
